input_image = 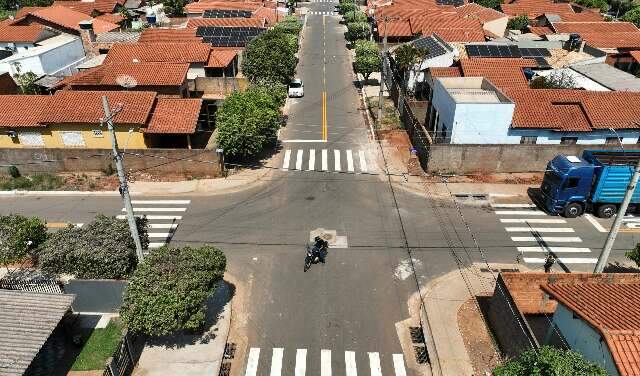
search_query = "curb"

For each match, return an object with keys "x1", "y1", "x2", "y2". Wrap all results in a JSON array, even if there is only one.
[{"x1": 0, "y1": 190, "x2": 120, "y2": 196}]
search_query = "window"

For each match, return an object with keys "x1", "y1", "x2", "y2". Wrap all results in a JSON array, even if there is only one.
[
  {"x1": 18, "y1": 132, "x2": 44, "y2": 146},
  {"x1": 564, "y1": 177, "x2": 580, "y2": 190},
  {"x1": 605, "y1": 137, "x2": 621, "y2": 145},
  {"x1": 520, "y1": 136, "x2": 537, "y2": 144},
  {"x1": 560, "y1": 137, "x2": 578, "y2": 145},
  {"x1": 59, "y1": 131, "x2": 85, "y2": 147},
  {"x1": 92, "y1": 129, "x2": 103, "y2": 138}
]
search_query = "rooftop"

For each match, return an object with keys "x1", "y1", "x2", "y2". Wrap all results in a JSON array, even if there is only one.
[
  {"x1": 437, "y1": 76, "x2": 512, "y2": 103},
  {"x1": 144, "y1": 98, "x2": 202, "y2": 134},
  {"x1": 500, "y1": 0, "x2": 602, "y2": 21},
  {"x1": 63, "y1": 62, "x2": 189, "y2": 87},
  {"x1": 94, "y1": 31, "x2": 140, "y2": 44},
  {"x1": 186, "y1": 17, "x2": 266, "y2": 28},
  {"x1": 0, "y1": 24, "x2": 49, "y2": 43},
  {"x1": 455, "y1": 3, "x2": 507, "y2": 23},
  {"x1": 138, "y1": 28, "x2": 202, "y2": 43},
  {"x1": 207, "y1": 49, "x2": 237, "y2": 68},
  {"x1": 0, "y1": 95, "x2": 51, "y2": 127},
  {"x1": 552, "y1": 21, "x2": 638, "y2": 34},
  {"x1": 571, "y1": 63, "x2": 640, "y2": 92},
  {"x1": 20, "y1": 6, "x2": 120, "y2": 33},
  {"x1": 0, "y1": 290, "x2": 75, "y2": 376},
  {"x1": 579, "y1": 32, "x2": 640, "y2": 50},
  {"x1": 459, "y1": 57, "x2": 537, "y2": 89},
  {"x1": 104, "y1": 42, "x2": 212, "y2": 64},
  {"x1": 0, "y1": 33, "x2": 79, "y2": 62},
  {"x1": 52, "y1": 0, "x2": 124, "y2": 14},
  {"x1": 184, "y1": 0, "x2": 263, "y2": 14}
]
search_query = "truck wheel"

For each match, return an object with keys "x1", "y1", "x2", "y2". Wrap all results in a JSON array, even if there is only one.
[
  {"x1": 563, "y1": 203, "x2": 583, "y2": 218},
  {"x1": 597, "y1": 204, "x2": 617, "y2": 219}
]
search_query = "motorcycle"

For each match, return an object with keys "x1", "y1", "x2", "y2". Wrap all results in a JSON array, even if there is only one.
[{"x1": 304, "y1": 242, "x2": 327, "y2": 272}]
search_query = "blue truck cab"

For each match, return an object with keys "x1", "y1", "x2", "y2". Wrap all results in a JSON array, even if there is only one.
[{"x1": 540, "y1": 150, "x2": 640, "y2": 218}]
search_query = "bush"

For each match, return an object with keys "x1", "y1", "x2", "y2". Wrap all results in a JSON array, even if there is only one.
[
  {"x1": 338, "y1": 2, "x2": 357, "y2": 14},
  {"x1": 494, "y1": 346, "x2": 609, "y2": 376},
  {"x1": 120, "y1": 245, "x2": 226, "y2": 336},
  {"x1": 7, "y1": 165, "x2": 20, "y2": 178},
  {"x1": 346, "y1": 21, "x2": 370, "y2": 41},
  {"x1": 344, "y1": 10, "x2": 367, "y2": 23},
  {"x1": 274, "y1": 15, "x2": 303, "y2": 35},
  {"x1": 475, "y1": 0, "x2": 503, "y2": 9},
  {"x1": 622, "y1": 6, "x2": 640, "y2": 27},
  {"x1": 507, "y1": 15, "x2": 529, "y2": 30},
  {"x1": 626, "y1": 243, "x2": 640, "y2": 266},
  {"x1": 574, "y1": 0, "x2": 608, "y2": 12},
  {"x1": 37, "y1": 214, "x2": 148, "y2": 279},
  {"x1": 0, "y1": 173, "x2": 64, "y2": 191},
  {"x1": 242, "y1": 28, "x2": 297, "y2": 84},
  {"x1": 0, "y1": 214, "x2": 47, "y2": 266}
]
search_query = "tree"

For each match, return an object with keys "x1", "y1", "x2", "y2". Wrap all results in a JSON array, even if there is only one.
[
  {"x1": 610, "y1": 0, "x2": 634, "y2": 17},
  {"x1": 0, "y1": 214, "x2": 47, "y2": 267},
  {"x1": 274, "y1": 15, "x2": 303, "y2": 35},
  {"x1": 160, "y1": 0, "x2": 185, "y2": 16},
  {"x1": 475, "y1": 0, "x2": 503, "y2": 10},
  {"x1": 574, "y1": 0, "x2": 608, "y2": 11},
  {"x1": 120, "y1": 245, "x2": 226, "y2": 336},
  {"x1": 12, "y1": 63, "x2": 39, "y2": 94},
  {"x1": 493, "y1": 346, "x2": 609, "y2": 376},
  {"x1": 242, "y1": 29, "x2": 297, "y2": 84},
  {"x1": 354, "y1": 40, "x2": 381, "y2": 83},
  {"x1": 344, "y1": 10, "x2": 367, "y2": 23},
  {"x1": 215, "y1": 86, "x2": 282, "y2": 158},
  {"x1": 530, "y1": 70, "x2": 577, "y2": 89},
  {"x1": 507, "y1": 15, "x2": 529, "y2": 31},
  {"x1": 37, "y1": 214, "x2": 148, "y2": 279},
  {"x1": 626, "y1": 243, "x2": 640, "y2": 266},
  {"x1": 622, "y1": 6, "x2": 640, "y2": 27},
  {"x1": 394, "y1": 44, "x2": 428, "y2": 71},
  {"x1": 337, "y1": 2, "x2": 357, "y2": 14},
  {"x1": 346, "y1": 21, "x2": 370, "y2": 41}
]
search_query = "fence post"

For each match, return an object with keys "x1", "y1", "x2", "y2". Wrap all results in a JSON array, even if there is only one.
[{"x1": 105, "y1": 357, "x2": 115, "y2": 376}]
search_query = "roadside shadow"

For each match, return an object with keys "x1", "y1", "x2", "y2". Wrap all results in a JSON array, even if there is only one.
[
  {"x1": 527, "y1": 187, "x2": 547, "y2": 213},
  {"x1": 603, "y1": 262, "x2": 640, "y2": 273}
]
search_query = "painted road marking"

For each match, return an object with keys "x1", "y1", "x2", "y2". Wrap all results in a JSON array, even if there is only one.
[
  {"x1": 495, "y1": 211, "x2": 546, "y2": 216},
  {"x1": 270, "y1": 348, "x2": 284, "y2": 376},
  {"x1": 368, "y1": 353, "x2": 382, "y2": 376},
  {"x1": 296, "y1": 150, "x2": 304, "y2": 170},
  {"x1": 282, "y1": 150, "x2": 292, "y2": 170},
  {"x1": 517, "y1": 246, "x2": 591, "y2": 253},
  {"x1": 346, "y1": 150, "x2": 354, "y2": 172},
  {"x1": 148, "y1": 232, "x2": 171, "y2": 238},
  {"x1": 125, "y1": 207, "x2": 187, "y2": 212},
  {"x1": 130, "y1": 200, "x2": 190, "y2": 205},
  {"x1": 392, "y1": 354, "x2": 407, "y2": 376},
  {"x1": 345, "y1": 351, "x2": 357, "y2": 376},
  {"x1": 245, "y1": 348, "x2": 260, "y2": 376},
  {"x1": 309, "y1": 149, "x2": 316, "y2": 171},
  {"x1": 505, "y1": 227, "x2": 575, "y2": 233},
  {"x1": 524, "y1": 257, "x2": 597, "y2": 264},
  {"x1": 334, "y1": 150, "x2": 341, "y2": 171},
  {"x1": 148, "y1": 242, "x2": 166, "y2": 249},
  {"x1": 585, "y1": 214, "x2": 608, "y2": 233},
  {"x1": 295, "y1": 349, "x2": 307, "y2": 376},
  {"x1": 359, "y1": 150, "x2": 368, "y2": 172},
  {"x1": 322, "y1": 149, "x2": 328, "y2": 171},
  {"x1": 321, "y1": 349, "x2": 331, "y2": 376},
  {"x1": 148, "y1": 224, "x2": 178, "y2": 229},
  {"x1": 118, "y1": 215, "x2": 182, "y2": 220},
  {"x1": 491, "y1": 203, "x2": 537, "y2": 208},
  {"x1": 511, "y1": 236, "x2": 582, "y2": 242},
  {"x1": 500, "y1": 218, "x2": 566, "y2": 224},
  {"x1": 281, "y1": 139, "x2": 327, "y2": 143}
]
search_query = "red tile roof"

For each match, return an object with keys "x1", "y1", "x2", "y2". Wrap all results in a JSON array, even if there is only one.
[
  {"x1": 138, "y1": 28, "x2": 202, "y2": 43},
  {"x1": 542, "y1": 283, "x2": 640, "y2": 376},
  {"x1": 552, "y1": 21, "x2": 639, "y2": 33},
  {"x1": 378, "y1": 19, "x2": 412, "y2": 37},
  {"x1": 145, "y1": 98, "x2": 202, "y2": 134},
  {"x1": 104, "y1": 42, "x2": 212, "y2": 64},
  {"x1": 207, "y1": 49, "x2": 237, "y2": 68},
  {"x1": 580, "y1": 32, "x2": 640, "y2": 49},
  {"x1": 0, "y1": 73, "x2": 18, "y2": 95},
  {"x1": 429, "y1": 66, "x2": 462, "y2": 77},
  {"x1": 430, "y1": 28, "x2": 485, "y2": 42},
  {"x1": 185, "y1": 0, "x2": 263, "y2": 13},
  {"x1": 630, "y1": 50, "x2": 640, "y2": 63},
  {"x1": 94, "y1": 13, "x2": 125, "y2": 24},
  {"x1": 528, "y1": 25, "x2": 554, "y2": 35},
  {"x1": 41, "y1": 91, "x2": 156, "y2": 124},
  {"x1": 456, "y1": 3, "x2": 507, "y2": 23},
  {"x1": 552, "y1": 11, "x2": 604, "y2": 22},
  {"x1": 500, "y1": 0, "x2": 602, "y2": 21},
  {"x1": 0, "y1": 95, "x2": 50, "y2": 128},
  {"x1": 15, "y1": 6, "x2": 44, "y2": 19},
  {"x1": 64, "y1": 62, "x2": 189, "y2": 87},
  {"x1": 505, "y1": 89, "x2": 640, "y2": 131},
  {"x1": 460, "y1": 57, "x2": 537, "y2": 88},
  {"x1": 186, "y1": 17, "x2": 266, "y2": 28},
  {"x1": 23, "y1": 6, "x2": 120, "y2": 33},
  {"x1": 253, "y1": 6, "x2": 286, "y2": 26},
  {"x1": 0, "y1": 24, "x2": 47, "y2": 43},
  {"x1": 53, "y1": 0, "x2": 124, "y2": 14}
]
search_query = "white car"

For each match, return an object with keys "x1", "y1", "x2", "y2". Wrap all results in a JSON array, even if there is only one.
[{"x1": 288, "y1": 79, "x2": 304, "y2": 98}]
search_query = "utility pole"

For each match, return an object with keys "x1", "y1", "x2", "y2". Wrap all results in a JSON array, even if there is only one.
[
  {"x1": 101, "y1": 96, "x2": 145, "y2": 262},
  {"x1": 377, "y1": 16, "x2": 389, "y2": 125},
  {"x1": 594, "y1": 157, "x2": 640, "y2": 272}
]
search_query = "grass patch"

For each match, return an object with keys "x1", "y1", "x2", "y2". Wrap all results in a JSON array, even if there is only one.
[
  {"x1": 71, "y1": 319, "x2": 123, "y2": 371},
  {"x1": 366, "y1": 96, "x2": 401, "y2": 130},
  {"x1": 0, "y1": 173, "x2": 64, "y2": 191}
]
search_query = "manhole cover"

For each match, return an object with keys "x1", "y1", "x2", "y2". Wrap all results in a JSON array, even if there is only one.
[
  {"x1": 218, "y1": 362, "x2": 231, "y2": 376},
  {"x1": 414, "y1": 346, "x2": 430, "y2": 364},
  {"x1": 409, "y1": 326, "x2": 425, "y2": 343}
]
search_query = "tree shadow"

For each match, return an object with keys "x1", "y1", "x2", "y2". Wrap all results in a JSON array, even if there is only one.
[{"x1": 603, "y1": 261, "x2": 640, "y2": 273}]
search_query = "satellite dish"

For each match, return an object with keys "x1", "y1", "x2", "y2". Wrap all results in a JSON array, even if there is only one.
[{"x1": 116, "y1": 74, "x2": 137, "y2": 89}]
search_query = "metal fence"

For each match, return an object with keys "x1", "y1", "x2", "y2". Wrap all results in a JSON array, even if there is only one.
[
  {"x1": 103, "y1": 331, "x2": 138, "y2": 376},
  {"x1": 0, "y1": 271, "x2": 63, "y2": 294}
]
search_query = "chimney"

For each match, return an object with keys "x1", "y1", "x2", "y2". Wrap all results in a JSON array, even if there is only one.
[{"x1": 78, "y1": 20, "x2": 98, "y2": 58}]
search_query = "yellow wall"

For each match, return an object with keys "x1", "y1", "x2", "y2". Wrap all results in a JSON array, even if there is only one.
[{"x1": 0, "y1": 124, "x2": 149, "y2": 149}]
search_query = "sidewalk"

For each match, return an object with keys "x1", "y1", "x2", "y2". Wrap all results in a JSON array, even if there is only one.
[{"x1": 133, "y1": 280, "x2": 233, "y2": 376}]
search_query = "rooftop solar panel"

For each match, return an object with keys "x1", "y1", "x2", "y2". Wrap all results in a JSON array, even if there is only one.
[{"x1": 203, "y1": 9, "x2": 252, "y2": 18}]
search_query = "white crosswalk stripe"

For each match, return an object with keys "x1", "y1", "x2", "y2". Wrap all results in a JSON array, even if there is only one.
[
  {"x1": 517, "y1": 246, "x2": 591, "y2": 253},
  {"x1": 123, "y1": 199, "x2": 190, "y2": 253},
  {"x1": 282, "y1": 149, "x2": 292, "y2": 170},
  {"x1": 296, "y1": 150, "x2": 304, "y2": 170},
  {"x1": 309, "y1": 149, "x2": 316, "y2": 171},
  {"x1": 346, "y1": 150, "x2": 354, "y2": 172},
  {"x1": 281, "y1": 149, "x2": 372, "y2": 174},
  {"x1": 309, "y1": 11, "x2": 338, "y2": 15},
  {"x1": 359, "y1": 150, "x2": 368, "y2": 172},
  {"x1": 505, "y1": 227, "x2": 574, "y2": 233},
  {"x1": 500, "y1": 218, "x2": 566, "y2": 224},
  {"x1": 512, "y1": 236, "x2": 582, "y2": 242},
  {"x1": 491, "y1": 203, "x2": 537, "y2": 208},
  {"x1": 495, "y1": 210, "x2": 546, "y2": 215},
  {"x1": 524, "y1": 257, "x2": 598, "y2": 264},
  {"x1": 243, "y1": 348, "x2": 407, "y2": 376},
  {"x1": 334, "y1": 150, "x2": 341, "y2": 171},
  {"x1": 322, "y1": 149, "x2": 328, "y2": 171}
]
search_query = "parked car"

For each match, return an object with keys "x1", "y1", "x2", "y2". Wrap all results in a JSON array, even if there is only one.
[{"x1": 288, "y1": 79, "x2": 304, "y2": 98}]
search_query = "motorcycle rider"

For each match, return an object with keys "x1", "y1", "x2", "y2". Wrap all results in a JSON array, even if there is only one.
[{"x1": 313, "y1": 236, "x2": 328, "y2": 263}]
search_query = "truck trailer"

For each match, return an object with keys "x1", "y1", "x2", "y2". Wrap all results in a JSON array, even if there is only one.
[{"x1": 540, "y1": 150, "x2": 640, "y2": 218}]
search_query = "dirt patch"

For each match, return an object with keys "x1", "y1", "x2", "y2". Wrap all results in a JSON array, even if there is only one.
[
  {"x1": 457, "y1": 294, "x2": 501, "y2": 375},
  {"x1": 423, "y1": 172, "x2": 543, "y2": 185}
]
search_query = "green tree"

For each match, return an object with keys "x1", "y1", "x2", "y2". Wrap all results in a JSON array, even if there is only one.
[
  {"x1": 610, "y1": 0, "x2": 634, "y2": 17},
  {"x1": 160, "y1": 0, "x2": 185, "y2": 16},
  {"x1": 530, "y1": 71, "x2": 577, "y2": 89},
  {"x1": 274, "y1": 15, "x2": 303, "y2": 35},
  {"x1": 475, "y1": 0, "x2": 503, "y2": 10},
  {"x1": 120, "y1": 245, "x2": 226, "y2": 336},
  {"x1": 574, "y1": 0, "x2": 608, "y2": 11},
  {"x1": 394, "y1": 44, "x2": 428, "y2": 71},
  {"x1": 507, "y1": 15, "x2": 529, "y2": 30},
  {"x1": 354, "y1": 39, "x2": 380, "y2": 83},
  {"x1": 12, "y1": 63, "x2": 39, "y2": 94},
  {"x1": 344, "y1": 10, "x2": 367, "y2": 23},
  {"x1": 215, "y1": 86, "x2": 282, "y2": 158},
  {"x1": 626, "y1": 243, "x2": 640, "y2": 266},
  {"x1": 622, "y1": 6, "x2": 640, "y2": 27},
  {"x1": 494, "y1": 346, "x2": 609, "y2": 376},
  {"x1": 346, "y1": 21, "x2": 370, "y2": 41},
  {"x1": 0, "y1": 214, "x2": 47, "y2": 267},
  {"x1": 242, "y1": 29, "x2": 297, "y2": 84},
  {"x1": 337, "y1": 2, "x2": 357, "y2": 14},
  {"x1": 37, "y1": 214, "x2": 148, "y2": 279}
]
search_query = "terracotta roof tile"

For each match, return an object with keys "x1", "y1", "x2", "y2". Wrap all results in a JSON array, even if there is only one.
[
  {"x1": 430, "y1": 28, "x2": 485, "y2": 42},
  {"x1": 580, "y1": 32, "x2": 640, "y2": 49},
  {"x1": 630, "y1": 50, "x2": 640, "y2": 63},
  {"x1": 65, "y1": 62, "x2": 189, "y2": 87},
  {"x1": 553, "y1": 10, "x2": 604, "y2": 22},
  {"x1": 500, "y1": 0, "x2": 602, "y2": 20},
  {"x1": 138, "y1": 28, "x2": 202, "y2": 43},
  {"x1": 460, "y1": 57, "x2": 537, "y2": 88},
  {"x1": 0, "y1": 95, "x2": 50, "y2": 128},
  {"x1": 0, "y1": 24, "x2": 47, "y2": 43},
  {"x1": 94, "y1": 13, "x2": 125, "y2": 24},
  {"x1": 53, "y1": 0, "x2": 124, "y2": 14},
  {"x1": 429, "y1": 66, "x2": 462, "y2": 77},
  {"x1": 145, "y1": 98, "x2": 202, "y2": 134},
  {"x1": 552, "y1": 21, "x2": 638, "y2": 33},
  {"x1": 185, "y1": 1, "x2": 263, "y2": 14},
  {"x1": 456, "y1": 3, "x2": 506, "y2": 23},
  {"x1": 186, "y1": 17, "x2": 265, "y2": 28},
  {"x1": 528, "y1": 25, "x2": 554, "y2": 35},
  {"x1": 15, "y1": 6, "x2": 44, "y2": 19},
  {"x1": 207, "y1": 49, "x2": 237, "y2": 67},
  {"x1": 253, "y1": 6, "x2": 286, "y2": 26},
  {"x1": 104, "y1": 42, "x2": 211, "y2": 64},
  {"x1": 408, "y1": 14, "x2": 486, "y2": 42},
  {"x1": 42, "y1": 91, "x2": 156, "y2": 124},
  {"x1": 378, "y1": 19, "x2": 413, "y2": 37},
  {"x1": 25, "y1": 6, "x2": 119, "y2": 33}
]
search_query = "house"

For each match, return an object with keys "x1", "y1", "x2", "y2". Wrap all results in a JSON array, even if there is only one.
[
  {"x1": 10, "y1": 6, "x2": 120, "y2": 35},
  {"x1": 500, "y1": 0, "x2": 602, "y2": 22},
  {"x1": 184, "y1": 0, "x2": 286, "y2": 26},
  {"x1": 206, "y1": 49, "x2": 238, "y2": 77},
  {"x1": 455, "y1": 3, "x2": 509, "y2": 39},
  {"x1": 376, "y1": 13, "x2": 486, "y2": 43},
  {"x1": 527, "y1": 21, "x2": 640, "y2": 53},
  {"x1": 569, "y1": 63, "x2": 640, "y2": 92},
  {"x1": 186, "y1": 17, "x2": 266, "y2": 28},
  {"x1": 0, "y1": 91, "x2": 204, "y2": 149}
]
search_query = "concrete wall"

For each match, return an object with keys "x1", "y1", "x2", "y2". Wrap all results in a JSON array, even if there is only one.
[
  {"x1": 549, "y1": 304, "x2": 619, "y2": 376},
  {"x1": 0, "y1": 148, "x2": 220, "y2": 176},
  {"x1": 426, "y1": 144, "x2": 623, "y2": 174},
  {"x1": 0, "y1": 124, "x2": 148, "y2": 149},
  {"x1": 0, "y1": 37, "x2": 84, "y2": 76}
]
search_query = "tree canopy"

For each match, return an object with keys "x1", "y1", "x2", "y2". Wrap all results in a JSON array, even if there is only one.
[
  {"x1": 274, "y1": 15, "x2": 303, "y2": 35},
  {"x1": 242, "y1": 29, "x2": 298, "y2": 84},
  {"x1": 474, "y1": 0, "x2": 503, "y2": 10},
  {"x1": 354, "y1": 40, "x2": 381, "y2": 83},
  {"x1": 346, "y1": 21, "x2": 370, "y2": 41},
  {"x1": 37, "y1": 214, "x2": 148, "y2": 279},
  {"x1": 530, "y1": 71, "x2": 577, "y2": 89},
  {"x1": 493, "y1": 346, "x2": 609, "y2": 376},
  {"x1": 574, "y1": 0, "x2": 608, "y2": 11},
  {"x1": 507, "y1": 15, "x2": 529, "y2": 31},
  {"x1": 393, "y1": 44, "x2": 428, "y2": 71},
  {"x1": 0, "y1": 214, "x2": 47, "y2": 267},
  {"x1": 344, "y1": 10, "x2": 367, "y2": 23},
  {"x1": 338, "y1": 2, "x2": 357, "y2": 14},
  {"x1": 120, "y1": 245, "x2": 226, "y2": 336},
  {"x1": 622, "y1": 6, "x2": 640, "y2": 27}
]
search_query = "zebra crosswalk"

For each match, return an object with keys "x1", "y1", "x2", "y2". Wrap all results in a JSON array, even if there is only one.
[
  {"x1": 308, "y1": 11, "x2": 338, "y2": 15},
  {"x1": 491, "y1": 203, "x2": 597, "y2": 265},
  {"x1": 243, "y1": 347, "x2": 407, "y2": 376},
  {"x1": 281, "y1": 148, "x2": 372, "y2": 174},
  {"x1": 117, "y1": 199, "x2": 190, "y2": 253}
]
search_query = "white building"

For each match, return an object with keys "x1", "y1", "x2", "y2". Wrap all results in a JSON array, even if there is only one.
[{"x1": 0, "y1": 32, "x2": 85, "y2": 76}]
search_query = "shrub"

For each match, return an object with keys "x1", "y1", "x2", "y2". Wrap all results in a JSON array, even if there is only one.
[
  {"x1": 493, "y1": 346, "x2": 609, "y2": 376},
  {"x1": 346, "y1": 21, "x2": 370, "y2": 41},
  {"x1": 37, "y1": 214, "x2": 148, "y2": 279},
  {"x1": 7, "y1": 165, "x2": 20, "y2": 178},
  {"x1": 120, "y1": 245, "x2": 226, "y2": 336},
  {"x1": 274, "y1": 15, "x2": 303, "y2": 35},
  {"x1": 507, "y1": 15, "x2": 529, "y2": 31},
  {"x1": 338, "y1": 2, "x2": 357, "y2": 14},
  {"x1": 0, "y1": 214, "x2": 47, "y2": 266},
  {"x1": 475, "y1": 0, "x2": 503, "y2": 10},
  {"x1": 344, "y1": 10, "x2": 367, "y2": 23},
  {"x1": 622, "y1": 6, "x2": 640, "y2": 27}
]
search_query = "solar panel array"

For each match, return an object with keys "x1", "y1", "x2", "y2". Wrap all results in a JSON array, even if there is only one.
[
  {"x1": 435, "y1": 0, "x2": 464, "y2": 5},
  {"x1": 519, "y1": 47, "x2": 552, "y2": 58},
  {"x1": 196, "y1": 26, "x2": 266, "y2": 47},
  {"x1": 412, "y1": 36, "x2": 446, "y2": 59},
  {"x1": 466, "y1": 44, "x2": 522, "y2": 58},
  {"x1": 203, "y1": 9, "x2": 253, "y2": 18}
]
